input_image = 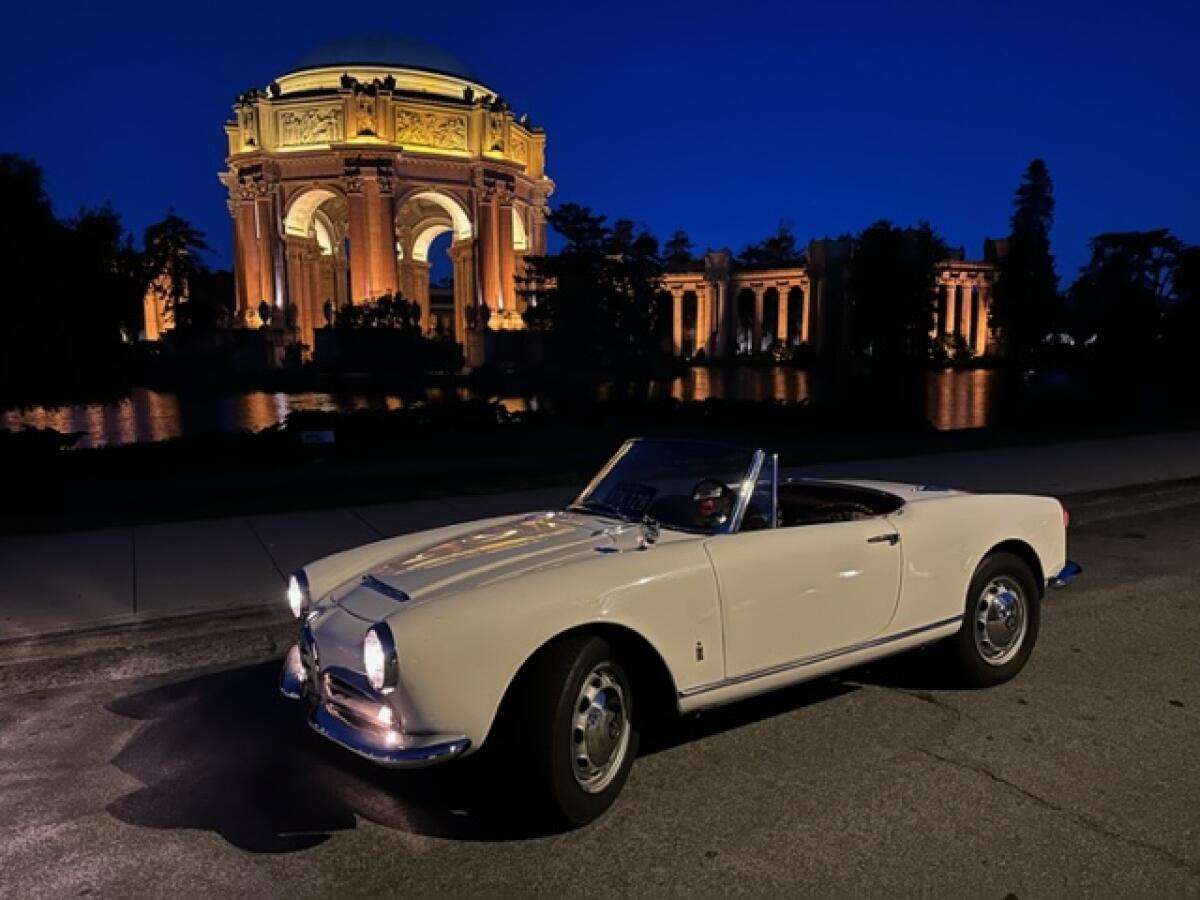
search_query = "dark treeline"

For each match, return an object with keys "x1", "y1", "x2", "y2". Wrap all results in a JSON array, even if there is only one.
[
  {"x1": 3, "y1": 149, "x2": 1198, "y2": 409},
  {"x1": 0, "y1": 154, "x2": 231, "y2": 403},
  {"x1": 522, "y1": 159, "x2": 1200, "y2": 385}
]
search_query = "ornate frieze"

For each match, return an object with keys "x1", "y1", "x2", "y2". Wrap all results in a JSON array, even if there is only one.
[
  {"x1": 393, "y1": 109, "x2": 468, "y2": 151},
  {"x1": 509, "y1": 132, "x2": 528, "y2": 165},
  {"x1": 278, "y1": 106, "x2": 344, "y2": 146}
]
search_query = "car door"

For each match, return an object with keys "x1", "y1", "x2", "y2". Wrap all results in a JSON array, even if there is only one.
[{"x1": 703, "y1": 518, "x2": 903, "y2": 679}]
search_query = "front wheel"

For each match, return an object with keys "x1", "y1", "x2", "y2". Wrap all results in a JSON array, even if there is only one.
[
  {"x1": 944, "y1": 552, "x2": 1041, "y2": 687},
  {"x1": 520, "y1": 635, "x2": 638, "y2": 827}
]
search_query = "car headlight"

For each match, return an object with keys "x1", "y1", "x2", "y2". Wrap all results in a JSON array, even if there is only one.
[
  {"x1": 287, "y1": 571, "x2": 311, "y2": 619},
  {"x1": 363, "y1": 623, "x2": 399, "y2": 693}
]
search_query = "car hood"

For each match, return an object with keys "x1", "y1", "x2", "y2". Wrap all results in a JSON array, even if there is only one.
[{"x1": 334, "y1": 512, "x2": 620, "y2": 621}]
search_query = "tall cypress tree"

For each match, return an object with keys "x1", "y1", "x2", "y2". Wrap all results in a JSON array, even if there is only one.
[{"x1": 992, "y1": 159, "x2": 1061, "y2": 363}]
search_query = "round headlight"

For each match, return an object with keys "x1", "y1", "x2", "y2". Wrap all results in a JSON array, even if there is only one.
[
  {"x1": 287, "y1": 571, "x2": 310, "y2": 619},
  {"x1": 363, "y1": 624, "x2": 398, "y2": 692}
]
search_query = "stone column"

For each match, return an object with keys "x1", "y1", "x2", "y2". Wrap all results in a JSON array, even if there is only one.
[
  {"x1": 333, "y1": 256, "x2": 349, "y2": 309},
  {"x1": 752, "y1": 288, "x2": 764, "y2": 352},
  {"x1": 411, "y1": 261, "x2": 431, "y2": 330},
  {"x1": 233, "y1": 199, "x2": 263, "y2": 321},
  {"x1": 449, "y1": 239, "x2": 475, "y2": 347},
  {"x1": 476, "y1": 192, "x2": 500, "y2": 311},
  {"x1": 975, "y1": 283, "x2": 990, "y2": 357},
  {"x1": 799, "y1": 285, "x2": 811, "y2": 344},
  {"x1": 251, "y1": 193, "x2": 281, "y2": 315},
  {"x1": 285, "y1": 236, "x2": 307, "y2": 341},
  {"x1": 696, "y1": 288, "x2": 711, "y2": 356},
  {"x1": 777, "y1": 288, "x2": 790, "y2": 345},
  {"x1": 497, "y1": 198, "x2": 516, "y2": 311},
  {"x1": 346, "y1": 173, "x2": 398, "y2": 302},
  {"x1": 672, "y1": 292, "x2": 683, "y2": 356},
  {"x1": 346, "y1": 185, "x2": 370, "y2": 301},
  {"x1": 305, "y1": 245, "x2": 323, "y2": 350},
  {"x1": 943, "y1": 283, "x2": 958, "y2": 338}
]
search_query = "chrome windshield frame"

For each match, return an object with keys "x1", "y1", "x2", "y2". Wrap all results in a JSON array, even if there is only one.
[
  {"x1": 724, "y1": 448, "x2": 767, "y2": 535},
  {"x1": 569, "y1": 438, "x2": 766, "y2": 536}
]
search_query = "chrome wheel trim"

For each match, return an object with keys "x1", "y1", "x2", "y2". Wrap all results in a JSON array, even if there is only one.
[
  {"x1": 570, "y1": 663, "x2": 631, "y2": 794},
  {"x1": 974, "y1": 576, "x2": 1027, "y2": 667}
]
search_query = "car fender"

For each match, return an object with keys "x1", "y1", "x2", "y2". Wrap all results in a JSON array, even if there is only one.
[{"x1": 384, "y1": 535, "x2": 723, "y2": 747}]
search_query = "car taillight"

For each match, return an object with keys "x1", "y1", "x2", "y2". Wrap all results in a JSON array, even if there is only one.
[{"x1": 1062, "y1": 504, "x2": 1070, "y2": 528}]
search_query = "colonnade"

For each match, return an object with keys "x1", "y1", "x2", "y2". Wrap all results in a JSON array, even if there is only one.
[
  {"x1": 666, "y1": 277, "x2": 811, "y2": 358},
  {"x1": 933, "y1": 269, "x2": 993, "y2": 357}
]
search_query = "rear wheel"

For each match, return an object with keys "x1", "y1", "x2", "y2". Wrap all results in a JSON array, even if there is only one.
[
  {"x1": 519, "y1": 635, "x2": 638, "y2": 826},
  {"x1": 945, "y1": 552, "x2": 1041, "y2": 687}
]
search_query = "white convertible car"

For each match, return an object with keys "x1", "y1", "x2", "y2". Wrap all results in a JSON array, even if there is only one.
[{"x1": 280, "y1": 437, "x2": 1080, "y2": 825}]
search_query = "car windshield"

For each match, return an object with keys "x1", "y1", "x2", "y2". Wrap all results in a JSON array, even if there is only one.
[{"x1": 569, "y1": 439, "x2": 762, "y2": 534}]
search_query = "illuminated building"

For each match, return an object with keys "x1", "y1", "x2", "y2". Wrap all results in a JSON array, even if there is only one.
[
  {"x1": 219, "y1": 35, "x2": 552, "y2": 365},
  {"x1": 663, "y1": 242, "x2": 999, "y2": 358}
]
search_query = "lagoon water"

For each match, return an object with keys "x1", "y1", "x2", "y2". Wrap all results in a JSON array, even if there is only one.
[{"x1": 2, "y1": 367, "x2": 1002, "y2": 449}]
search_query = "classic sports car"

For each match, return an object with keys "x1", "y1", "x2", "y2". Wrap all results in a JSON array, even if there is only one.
[{"x1": 280, "y1": 438, "x2": 1080, "y2": 825}]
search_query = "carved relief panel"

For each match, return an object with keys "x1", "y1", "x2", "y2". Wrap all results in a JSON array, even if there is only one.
[
  {"x1": 393, "y1": 108, "x2": 468, "y2": 151},
  {"x1": 277, "y1": 106, "x2": 344, "y2": 147},
  {"x1": 509, "y1": 132, "x2": 528, "y2": 165}
]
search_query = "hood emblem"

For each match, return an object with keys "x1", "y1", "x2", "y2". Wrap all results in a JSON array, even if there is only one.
[{"x1": 361, "y1": 575, "x2": 410, "y2": 603}]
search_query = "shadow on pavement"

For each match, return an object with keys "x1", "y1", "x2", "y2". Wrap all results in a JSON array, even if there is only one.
[
  {"x1": 105, "y1": 659, "x2": 859, "y2": 852},
  {"x1": 105, "y1": 661, "x2": 557, "y2": 850}
]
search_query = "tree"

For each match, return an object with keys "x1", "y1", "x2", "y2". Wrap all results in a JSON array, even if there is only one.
[
  {"x1": 63, "y1": 204, "x2": 144, "y2": 341},
  {"x1": 847, "y1": 220, "x2": 949, "y2": 366},
  {"x1": 142, "y1": 212, "x2": 211, "y2": 330},
  {"x1": 0, "y1": 154, "x2": 143, "y2": 401},
  {"x1": 1068, "y1": 229, "x2": 1183, "y2": 363},
  {"x1": 1165, "y1": 245, "x2": 1200, "y2": 389},
  {"x1": 663, "y1": 228, "x2": 696, "y2": 272},
  {"x1": 520, "y1": 202, "x2": 670, "y2": 372},
  {"x1": 991, "y1": 159, "x2": 1061, "y2": 363},
  {"x1": 737, "y1": 221, "x2": 805, "y2": 270}
]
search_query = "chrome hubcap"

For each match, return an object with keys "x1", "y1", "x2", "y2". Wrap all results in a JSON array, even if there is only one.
[
  {"x1": 571, "y1": 664, "x2": 630, "y2": 794},
  {"x1": 974, "y1": 577, "x2": 1027, "y2": 666}
]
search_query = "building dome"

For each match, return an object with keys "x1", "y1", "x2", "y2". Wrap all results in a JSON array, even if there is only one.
[{"x1": 290, "y1": 34, "x2": 478, "y2": 81}]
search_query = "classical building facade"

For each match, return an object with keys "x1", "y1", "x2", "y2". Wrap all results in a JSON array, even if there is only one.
[
  {"x1": 218, "y1": 36, "x2": 552, "y2": 364},
  {"x1": 664, "y1": 242, "x2": 1000, "y2": 359}
]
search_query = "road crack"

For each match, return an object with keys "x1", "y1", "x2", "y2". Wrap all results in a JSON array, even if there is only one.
[{"x1": 916, "y1": 747, "x2": 1200, "y2": 879}]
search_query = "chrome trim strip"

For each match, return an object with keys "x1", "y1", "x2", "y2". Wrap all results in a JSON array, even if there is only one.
[
  {"x1": 1048, "y1": 559, "x2": 1082, "y2": 589},
  {"x1": 678, "y1": 615, "x2": 963, "y2": 698},
  {"x1": 361, "y1": 575, "x2": 409, "y2": 603},
  {"x1": 279, "y1": 643, "x2": 305, "y2": 700},
  {"x1": 309, "y1": 704, "x2": 471, "y2": 768}
]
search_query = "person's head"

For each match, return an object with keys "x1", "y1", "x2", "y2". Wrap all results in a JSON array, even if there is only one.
[{"x1": 692, "y1": 479, "x2": 734, "y2": 526}]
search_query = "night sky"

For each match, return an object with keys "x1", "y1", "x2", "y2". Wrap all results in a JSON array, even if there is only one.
[{"x1": 2, "y1": 0, "x2": 1196, "y2": 280}]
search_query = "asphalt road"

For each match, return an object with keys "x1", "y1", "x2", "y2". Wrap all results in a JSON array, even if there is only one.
[{"x1": 1, "y1": 492, "x2": 1199, "y2": 897}]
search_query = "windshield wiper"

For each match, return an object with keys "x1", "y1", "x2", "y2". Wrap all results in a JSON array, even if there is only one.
[{"x1": 566, "y1": 499, "x2": 630, "y2": 521}]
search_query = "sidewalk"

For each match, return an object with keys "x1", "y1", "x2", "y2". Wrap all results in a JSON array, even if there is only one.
[{"x1": 4, "y1": 431, "x2": 1200, "y2": 639}]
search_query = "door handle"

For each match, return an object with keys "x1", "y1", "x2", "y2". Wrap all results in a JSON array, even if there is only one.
[{"x1": 867, "y1": 533, "x2": 900, "y2": 545}]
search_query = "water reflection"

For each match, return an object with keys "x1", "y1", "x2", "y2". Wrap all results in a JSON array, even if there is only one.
[
  {"x1": 925, "y1": 368, "x2": 999, "y2": 431},
  {"x1": 1, "y1": 368, "x2": 1001, "y2": 448}
]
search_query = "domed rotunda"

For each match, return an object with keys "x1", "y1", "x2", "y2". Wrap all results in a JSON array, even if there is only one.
[{"x1": 219, "y1": 35, "x2": 552, "y2": 363}]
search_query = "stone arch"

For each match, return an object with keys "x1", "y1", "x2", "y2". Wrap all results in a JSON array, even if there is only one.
[
  {"x1": 283, "y1": 186, "x2": 346, "y2": 237},
  {"x1": 397, "y1": 189, "x2": 473, "y2": 240},
  {"x1": 411, "y1": 221, "x2": 454, "y2": 262}
]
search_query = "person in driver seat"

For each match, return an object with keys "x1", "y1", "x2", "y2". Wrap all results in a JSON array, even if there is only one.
[{"x1": 693, "y1": 480, "x2": 735, "y2": 527}]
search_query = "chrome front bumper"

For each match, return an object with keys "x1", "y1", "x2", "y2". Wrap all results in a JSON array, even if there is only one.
[
  {"x1": 280, "y1": 642, "x2": 470, "y2": 768},
  {"x1": 1048, "y1": 560, "x2": 1083, "y2": 589}
]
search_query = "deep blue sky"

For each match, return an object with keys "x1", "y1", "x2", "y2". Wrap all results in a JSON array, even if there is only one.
[{"x1": 2, "y1": 0, "x2": 1196, "y2": 280}]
